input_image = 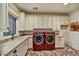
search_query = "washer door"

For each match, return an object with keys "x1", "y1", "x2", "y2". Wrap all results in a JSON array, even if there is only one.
[
  {"x1": 46, "y1": 35, "x2": 55, "y2": 44},
  {"x1": 34, "y1": 35, "x2": 44, "y2": 45}
]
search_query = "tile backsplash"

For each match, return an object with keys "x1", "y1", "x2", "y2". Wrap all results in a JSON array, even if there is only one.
[{"x1": 19, "y1": 30, "x2": 33, "y2": 36}]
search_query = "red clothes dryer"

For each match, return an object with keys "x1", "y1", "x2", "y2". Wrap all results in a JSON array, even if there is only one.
[
  {"x1": 44, "y1": 32, "x2": 55, "y2": 50},
  {"x1": 33, "y1": 32, "x2": 44, "y2": 51}
]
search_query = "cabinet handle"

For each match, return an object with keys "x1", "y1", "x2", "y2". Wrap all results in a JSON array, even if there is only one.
[{"x1": 13, "y1": 50, "x2": 17, "y2": 53}]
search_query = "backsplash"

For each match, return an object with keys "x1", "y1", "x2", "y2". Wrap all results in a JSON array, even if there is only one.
[{"x1": 19, "y1": 30, "x2": 33, "y2": 36}]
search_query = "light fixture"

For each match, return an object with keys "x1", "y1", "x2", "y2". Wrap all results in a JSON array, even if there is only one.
[
  {"x1": 64, "y1": 3, "x2": 68, "y2": 5},
  {"x1": 33, "y1": 7, "x2": 38, "y2": 11}
]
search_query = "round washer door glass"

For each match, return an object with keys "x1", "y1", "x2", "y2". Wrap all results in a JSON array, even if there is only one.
[
  {"x1": 46, "y1": 35, "x2": 54, "y2": 44},
  {"x1": 34, "y1": 35, "x2": 44, "y2": 45}
]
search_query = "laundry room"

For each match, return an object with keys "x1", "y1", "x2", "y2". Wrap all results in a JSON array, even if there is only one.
[{"x1": 0, "y1": 3, "x2": 79, "y2": 56}]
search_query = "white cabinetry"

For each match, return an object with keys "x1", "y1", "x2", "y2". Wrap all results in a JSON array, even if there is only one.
[
  {"x1": 43, "y1": 16, "x2": 48, "y2": 28},
  {"x1": 25, "y1": 15, "x2": 69, "y2": 31},
  {"x1": 60, "y1": 16, "x2": 69, "y2": 25},
  {"x1": 25, "y1": 15, "x2": 29, "y2": 30},
  {"x1": 56, "y1": 16, "x2": 60, "y2": 30},
  {"x1": 55, "y1": 36, "x2": 64, "y2": 48},
  {"x1": 33, "y1": 15, "x2": 39, "y2": 28},
  {"x1": 38, "y1": 15, "x2": 44, "y2": 28},
  {"x1": 28, "y1": 37, "x2": 33, "y2": 49},
  {"x1": 65, "y1": 16, "x2": 70, "y2": 25},
  {"x1": 53, "y1": 16, "x2": 57, "y2": 30},
  {"x1": 55, "y1": 37, "x2": 60, "y2": 48},
  {"x1": 19, "y1": 12, "x2": 26, "y2": 31},
  {"x1": 47, "y1": 16, "x2": 52, "y2": 28},
  {"x1": 28, "y1": 15, "x2": 33, "y2": 30},
  {"x1": 26, "y1": 39, "x2": 29, "y2": 51},
  {"x1": 6, "y1": 39, "x2": 28, "y2": 56}
]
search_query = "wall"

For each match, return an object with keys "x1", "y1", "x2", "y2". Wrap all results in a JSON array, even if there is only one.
[{"x1": 25, "y1": 14, "x2": 69, "y2": 31}]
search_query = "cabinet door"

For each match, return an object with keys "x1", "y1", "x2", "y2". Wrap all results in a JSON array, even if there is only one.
[
  {"x1": 65, "y1": 16, "x2": 69, "y2": 25},
  {"x1": 59, "y1": 37, "x2": 64, "y2": 48},
  {"x1": 28, "y1": 15, "x2": 33, "y2": 30},
  {"x1": 60, "y1": 16, "x2": 65, "y2": 25},
  {"x1": 19, "y1": 12, "x2": 26, "y2": 30},
  {"x1": 33, "y1": 15, "x2": 39, "y2": 28},
  {"x1": 55, "y1": 37, "x2": 60, "y2": 48},
  {"x1": 56, "y1": 16, "x2": 60, "y2": 30},
  {"x1": 26, "y1": 15, "x2": 29, "y2": 30},
  {"x1": 7, "y1": 41, "x2": 27, "y2": 56},
  {"x1": 16, "y1": 41, "x2": 26, "y2": 56},
  {"x1": 38, "y1": 15, "x2": 43, "y2": 28},
  {"x1": 53, "y1": 16, "x2": 57, "y2": 30},
  {"x1": 26, "y1": 39, "x2": 28, "y2": 51},
  {"x1": 43, "y1": 16, "x2": 48, "y2": 28},
  {"x1": 47, "y1": 16, "x2": 52, "y2": 28},
  {"x1": 28, "y1": 37, "x2": 33, "y2": 49},
  {"x1": 60, "y1": 16, "x2": 69, "y2": 25}
]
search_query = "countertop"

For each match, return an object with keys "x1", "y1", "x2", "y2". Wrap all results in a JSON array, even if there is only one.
[{"x1": 0, "y1": 35, "x2": 33, "y2": 56}]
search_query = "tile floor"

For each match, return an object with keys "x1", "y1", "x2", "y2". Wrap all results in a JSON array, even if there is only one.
[{"x1": 26, "y1": 45, "x2": 79, "y2": 56}]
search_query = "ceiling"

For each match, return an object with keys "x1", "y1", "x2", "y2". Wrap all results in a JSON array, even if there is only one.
[{"x1": 14, "y1": 3, "x2": 79, "y2": 14}]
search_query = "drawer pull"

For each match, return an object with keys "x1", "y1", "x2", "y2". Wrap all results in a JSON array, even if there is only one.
[{"x1": 13, "y1": 50, "x2": 17, "y2": 53}]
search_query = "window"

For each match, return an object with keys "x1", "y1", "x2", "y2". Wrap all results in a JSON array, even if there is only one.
[{"x1": 3, "y1": 14, "x2": 16, "y2": 36}]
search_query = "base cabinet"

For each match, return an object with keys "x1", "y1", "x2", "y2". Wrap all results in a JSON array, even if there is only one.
[
  {"x1": 6, "y1": 39, "x2": 28, "y2": 56},
  {"x1": 55, "y1": 36, "x2": 64, "y2": 48}
]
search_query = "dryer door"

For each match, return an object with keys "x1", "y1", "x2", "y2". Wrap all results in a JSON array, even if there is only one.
[
  {"x1": 46, "y1": 35, "x2": 55, "y2": 44},
  {"x1": 34, "y1": 35, "x2": 44, "y2": 45}
]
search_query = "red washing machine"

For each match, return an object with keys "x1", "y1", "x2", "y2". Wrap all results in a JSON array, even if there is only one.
[
  {"x1": 33, "y1": 32, "x2": 44, "y2": 51},
  {"x1": 44, "y1": 32, "x2": 55, "y2": 50}
]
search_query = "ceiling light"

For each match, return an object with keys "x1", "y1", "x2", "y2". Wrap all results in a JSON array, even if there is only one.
[
  {"x1": 33, "y1": 7, "x2": 38, "y2": 11},
  {"x1": 64, "y1": 3, "x2": 68, "y2": 5}
]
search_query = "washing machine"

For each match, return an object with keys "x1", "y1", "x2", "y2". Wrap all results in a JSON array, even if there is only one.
[
  {"x1": 44, "y1": 32, "x2": 55, "y2": 50},
  {"x1": 33, "y1": 32, "x2": 44, "y2": 51}
]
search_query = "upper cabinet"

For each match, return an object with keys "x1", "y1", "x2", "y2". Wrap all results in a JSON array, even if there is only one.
[
  {"x1": 28, "y1": 15, "x2": 33, "y2": 30},
  {"x1": 53, "y1": 16, "x2": 57, "y2": 30},
  {"x1": 60, "y1": 16, "x2": 69, "y2": 25},
  {"x1": 19, "y1": 12, "x2": 26, "y2": 31},
  {"x1": 0, "y1": 3, "x2": 8, "y2": 32},
  {"x1": 33, "y1": 15, "x2": 39, "y2": 29},
  {"x1": 25, "y1": 15, "x2": 29, "y2": 30},
  {"x1": 56, "y1": 16, "x2": 61, "y2": 30},
  {"x1": 47, "y1": 16, "x2": 53, "y2": 28},
  {"x1": 38, "y1": 15, "x2": 44, "y2": 28},
  {"x1": 25, "y1": 14, "x2": 70, "y2": 31}
]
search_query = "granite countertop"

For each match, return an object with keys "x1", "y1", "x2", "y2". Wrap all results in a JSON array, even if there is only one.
[{"x1": 0, "y1": 35, "x2": 33, "y2": 56}]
